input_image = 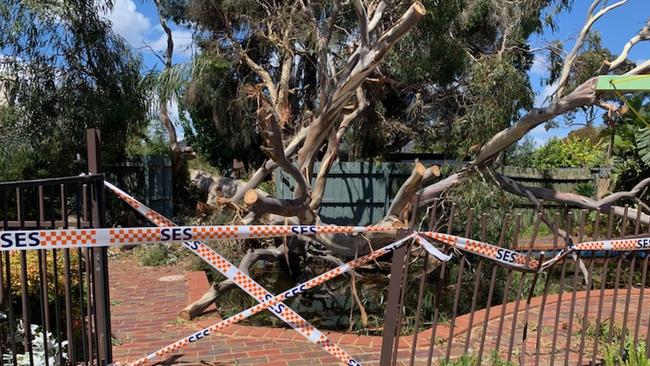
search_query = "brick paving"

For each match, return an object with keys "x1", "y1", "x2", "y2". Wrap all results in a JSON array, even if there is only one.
[{"x1": 109, "y1": 257, "x2": 650, "y2": 365}]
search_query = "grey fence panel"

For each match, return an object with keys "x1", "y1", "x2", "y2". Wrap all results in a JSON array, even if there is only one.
[
  {"x1": 277, "y1": 162, "x2": 606, "y2": 225},
  {"x1": 276, "y1": 162, "x2": 413, "y2": 225},
  {"x1": 106, "y1": 155, "x2": 173, "y2": 218}
]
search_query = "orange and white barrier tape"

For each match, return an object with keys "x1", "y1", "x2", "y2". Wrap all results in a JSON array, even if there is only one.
[
  {"x1": 104, "y1": 181, "x2": 360, "y2": 365},
  {"x1": 123, "y1": 234, "x2": 419, "y2": 366},
  {"x1": 420, "y1": 232, "x2": 540, "y2": 271},
  {"x1": 572, "y1": 236, "x2": 650, "y2": 251},
  {"x1": 0, "y1": 225, "x2": 392, "y2": 252}
]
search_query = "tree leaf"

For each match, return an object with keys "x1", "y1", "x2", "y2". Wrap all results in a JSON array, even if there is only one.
[{"x1": 635, "y1": 127, "x2": 650, "y2": 166}]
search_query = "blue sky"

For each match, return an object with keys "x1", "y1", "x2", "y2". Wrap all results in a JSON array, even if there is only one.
[{"x1": 104, "y1": 0, "x2": 649, "y2": 145}]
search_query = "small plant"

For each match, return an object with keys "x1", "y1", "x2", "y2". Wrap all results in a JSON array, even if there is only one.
[
  {"x1": 134, "y1": 243, "x2": 181, "y2": 266},
  {"x1": 3, "y1": 321, "x2": 67, "y2": 366},
  {"x1": 440, "y1": 354, "x2": 478, "y2": 366},
  {"x1": 603, "y1": 337, "x2": 649, "y2": 366},
  {"x1": 488, "y1": 350, "x2": 517, "y2": 366}
]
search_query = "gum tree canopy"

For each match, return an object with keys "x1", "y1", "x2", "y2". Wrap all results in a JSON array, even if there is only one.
[
  {"x1": 151, "y1": 0, "x2": 650, "y2": 319},
  {"x1": 0, "y1": 0, "x2": 148, "y2": 180}
]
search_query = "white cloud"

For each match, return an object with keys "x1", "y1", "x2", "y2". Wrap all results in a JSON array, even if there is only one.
[
  {"x1": 528, "y1": 125, "x2": 551, "y2": 146},
  {"x1": 105, "y1": 1, "x2": 195, "y2": 62},
  {"x1": 151, "y1": 29, "x2": 195, "y2": 58},
  {"x1": 530, "y1": 53, "x2": 547, "y2": 75},
  {"x1": 105, "y1": 0, "x2": 152, "y2": 47}
]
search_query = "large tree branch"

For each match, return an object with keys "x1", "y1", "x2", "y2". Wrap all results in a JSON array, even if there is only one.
[
  {"x1": 236, "y1": 46, "x2": 279, "y2": 106},
  {"x1": 231, "y1": 127, "x2": 309, "y2": 202},
  {"x1": 259, "y1": 112, "x2": 310, "y2": 201},
  {"x1": 385, "y1": 161, "x2": 426, "y2": 219},
  {"x1": 367, "y1": 0, "x2": 387, "y2": 38},
  {"x1": 555, "y1": 0, "x2": 627, "y2": 97},
  {"x1": 499, "y1": 175, "x2": 650, "y2": 224},
  {"x1": 300, "y1": 0, "x2": 340, "y2": 111},
  {"x1": 297, "y1": 2, "x2": 425, "y2": 178},
  {"x1": 310, "y1": 88, "x2": 369, "y2": 209},
  {"x1": 244, "y1": 190, "x2": 315, "y2": 223},
  {"x1": 493, "y1": 173, "x2": 571, "y2": 242},
  {"x1": 354, "y1": 0, "x2": 369, "y2": 47},
  {"x1": 605, "y1": 18, "x2": 650, "y2": 71}
]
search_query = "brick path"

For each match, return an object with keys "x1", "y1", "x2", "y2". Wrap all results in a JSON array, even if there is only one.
[{"x1": 110, "y1": 257, "x2": 650, "y2": 365}]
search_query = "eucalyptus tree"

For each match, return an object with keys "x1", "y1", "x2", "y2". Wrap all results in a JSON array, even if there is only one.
[
  {"x1": 0, "y1": 0, "x2": 148, "y2": 179},
  {"x1": 155, "y1": 0, "x2": 650, "y2": 319}
]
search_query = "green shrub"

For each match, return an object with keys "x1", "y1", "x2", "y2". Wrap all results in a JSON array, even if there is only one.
[
  {"x1": 603, "y1": 337, "x2": 649, "y2": 366},
  {"x1": 134, "y1": 244, "x2": 182, "y2": 267},
  {"x1": 530, "y1": 136, "x2": 606, "y2": 169}
]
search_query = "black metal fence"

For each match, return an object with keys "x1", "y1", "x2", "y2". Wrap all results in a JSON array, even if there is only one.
[
  {"x1": 380, "y1": 198, "x2": 650, "y2": 365},
  {"x1": 0, "y1": 174, "x2": 111, "y2": 366}
]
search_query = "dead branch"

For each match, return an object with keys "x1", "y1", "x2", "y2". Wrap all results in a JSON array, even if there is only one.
[
  {"x1": 385, "y1": 161, "x2": 426, "y2": 219},
  {"x1": 310, "y1": 88, "x2": 369, "y2": 209},
  {"x1": 605, "y1": 18, "x2": 650, "y2": 71},
  {"x1": 498, "y1": 175, "x2": 650, "y2": 224},
  {"x1": 555, "y1": 0, "x2": 628, "y2": 97}
]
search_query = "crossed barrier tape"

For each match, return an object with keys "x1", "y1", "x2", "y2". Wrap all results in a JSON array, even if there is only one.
[
  {"x1": 104, "y1": 182, "x2": 361, "y2": 365},
  {"x1": 123, "y1": 234, "x2": 419, "y2": 366},
  {"x1": 3, "y1": 180, "x2": 650, "y2": 365}
]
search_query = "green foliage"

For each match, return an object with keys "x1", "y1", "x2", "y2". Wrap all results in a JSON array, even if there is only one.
[
  {"x1": 603, "y1": 338, "x2": 649, "y2": 366},
  {"x1": 179, "y1": 53, "x2": 264, "y2": 170},
  {"x1": 133, "y1": 244, "x2": 182, "y2": 267},
  {"x1": 453, "y1": 54, "x2": 534, "y2": 156},
  {"x1": 437, "y1": 351, "x2": 517, "y2": 366},
  {"x1": 0, "y1": 0, "x2": 148, "y2": 180},
  {"x1": 125, "y1": 121, "x2": 171, "y2": 157},
  {"x1": 603, "y1": 97, "x2": 650, "y2": 191},
  {"x1": 529, "y1": 136, "x2": 606, "y2": 169}
]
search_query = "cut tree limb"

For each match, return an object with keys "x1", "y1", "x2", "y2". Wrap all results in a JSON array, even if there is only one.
[
  {"x1": 245, "y1": 190, "x2": 315, "y2": 223},
  {"x1": 310, "y1": 88, "x2": 369, "y2": 209},
  {"x1": 385, "y1": 161, "x2": 426, "y2": 219},
  {"x1": 180, "y1": 245, "x2": 286, "y2": 320}
]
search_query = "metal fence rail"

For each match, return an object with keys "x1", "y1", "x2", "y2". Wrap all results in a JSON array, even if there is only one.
[
  {"x1": 380, "y1": 199, "x2": 650, "y2": 366},
  {"x1": 0, "y1": 173, "x2": 112, "y2": 366}
]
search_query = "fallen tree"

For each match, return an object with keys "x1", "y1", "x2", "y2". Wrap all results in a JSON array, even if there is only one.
[{"x1": 180, "y1": 0, "x2": 650, "y2": 319}]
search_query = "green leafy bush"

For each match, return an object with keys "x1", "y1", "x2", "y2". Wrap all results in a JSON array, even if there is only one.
[
  {"x1": 530, "y1": 136, "x2": 606, "y2": 169},
  {"x1": 603, "y1": 338, "x2": 649, "y2": 366}
]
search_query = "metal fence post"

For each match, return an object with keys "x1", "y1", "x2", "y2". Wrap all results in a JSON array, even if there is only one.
[
  {"x1": 86, "y1": 129, "x2": 112, "y2": 364},
  {"x1": 380, "y1": 194, "x2": 420, "y2": 366},
  {"x1": 379, "y1": 228, "x2": 410, "y2": 366}
]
